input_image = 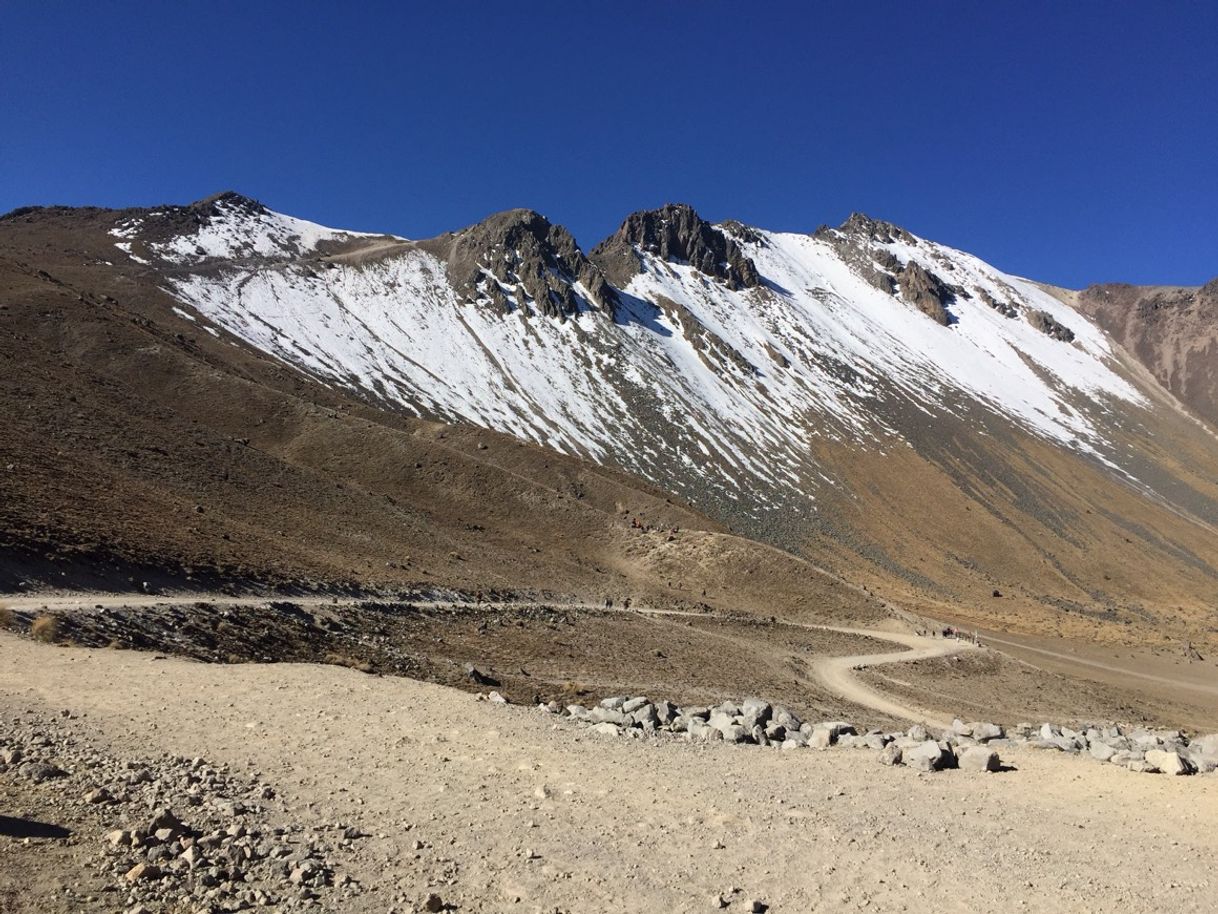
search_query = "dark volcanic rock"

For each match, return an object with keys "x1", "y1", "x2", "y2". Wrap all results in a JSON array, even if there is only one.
[
  {"x1": 813, "y1": 214, "x2": 964, "y2": 326},
  {"x1": 435, "y1": 209, "x2": 616, "y2": 319},
  {"x1": 591, "y1": 203, "x2": 762, "y2": 291},
  {"x1": 834, "y1": 212, "x2": 917, "y2": 246},
  {"x1": 1026, "y1": 309, "x2": 1076, "y2": 342},
  {"x1": 979, "y1": 288, "x2": 1018, "y2": 318},
  {"x1": 898, "y1": 261, "x2": 952, "y2": 326},
  {"x1": 817, "y1": 213, "x2": 955, "y2": 325}
]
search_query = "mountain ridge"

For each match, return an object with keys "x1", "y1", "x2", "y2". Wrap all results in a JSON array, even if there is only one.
[{"x1": 3, "y1": 194, "x2": 1217, "y2": 652}]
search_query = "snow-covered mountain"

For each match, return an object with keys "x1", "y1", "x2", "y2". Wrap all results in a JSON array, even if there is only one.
[
  {"x1": 105, "y1": 193, "x2": 1161, "y2": 540},
  {"x1": 7, "y1": 189, "x2": 1218, "y2": 640}
]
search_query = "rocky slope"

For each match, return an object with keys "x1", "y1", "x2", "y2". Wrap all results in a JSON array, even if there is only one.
[
  {"x1": 3, "y1": 194, "x2": 1218, "y2": 647},
  {"x1": 1073, "y1": 279, "x2": 1218, "y2": 427}
]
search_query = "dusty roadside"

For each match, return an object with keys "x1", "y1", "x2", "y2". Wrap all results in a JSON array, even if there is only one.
[{"x1": 2, "y1": 635, "x2": 1215, "y2": 913}]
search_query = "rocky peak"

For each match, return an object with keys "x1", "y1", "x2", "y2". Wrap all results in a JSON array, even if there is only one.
[
  {"x1": 834, "y1": 212, "x2": 916, "y2": 245},
  {"x1": 189, "y1": 191, "x2": 269, "y2": 220},
  {"x1": 815, "y1": 213, "x2": 957, "y2": 325},
  {"x1": 590, "y1": 203, "x2": 761, "y2": 291},
  {"x1": 438, "y1": 209, "x2": 616, "y2": 319}
]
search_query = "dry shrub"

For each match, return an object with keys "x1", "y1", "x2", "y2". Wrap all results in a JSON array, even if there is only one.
[
  {"x1": 30, "y1": 614, "x2": 59, "y2": 643},
  {"x1": 557, "y1": 680, "x2": 591, "y2": 701},
  {"x1": 325, "y1": 652, "x2": 375, "y2": 674},
  {"x1": 0, "y1": 603, "x2": 14, "y2": 630}
]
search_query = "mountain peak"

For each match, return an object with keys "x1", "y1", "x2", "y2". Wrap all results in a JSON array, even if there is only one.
[
  {"x1": 439, "y1": 209, "x2": 615, "y2": 319},
  {"x1": 591, "y1": 203, "x2": 762, "y2": 291},
  {"x1": 835, "y1": 212, "x2": 915, "y2": 245},
  {"x1": 189, "y1": 191, "x2": 269, "y2": 219}
]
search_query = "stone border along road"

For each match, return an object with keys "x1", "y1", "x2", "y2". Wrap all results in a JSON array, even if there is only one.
[{"x1": 4, "y1": 594, "x2": 977, "y2": 726}]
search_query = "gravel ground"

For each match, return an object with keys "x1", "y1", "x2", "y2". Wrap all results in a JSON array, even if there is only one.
[{"x1": 3, "y1": 634, "x2": 1217, "y2": 913}]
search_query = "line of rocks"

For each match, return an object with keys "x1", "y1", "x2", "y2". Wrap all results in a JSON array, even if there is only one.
[
  {"x1": 535, "y1": 695, "x2": 1218, "y2": 777},
  {"x1": 1015, "y1": 721, "x2": 1217, "y2": 774},
  {"x1": 0, "y1": 712, "x2": 359, "y2": 912}
]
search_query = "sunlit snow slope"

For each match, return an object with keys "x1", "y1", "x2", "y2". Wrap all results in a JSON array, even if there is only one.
[{"x1": 110, "y1": 196, "x2": 1152, "y2": 528}]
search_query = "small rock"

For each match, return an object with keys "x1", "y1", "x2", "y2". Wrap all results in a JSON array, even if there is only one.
[
  {"x1": 105, "y1": 829, "x2": 132, "y2": 847},
  {"x1": 124, "y1": 862, "x2": 161, "y2": 883},
  {"x1": 423, "y1": 892, "x2": 445, "y2": 912},
  {"x1": 19, "y1": 761, "x2": 67, "y2": 783},
  {"x1": 878, "y1": 743, "x2": 903, "y2": 767}
]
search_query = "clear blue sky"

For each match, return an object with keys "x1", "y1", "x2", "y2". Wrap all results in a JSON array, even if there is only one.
[{"x1": 2, "y1": 2, "x2": 1215, "y2": 287}]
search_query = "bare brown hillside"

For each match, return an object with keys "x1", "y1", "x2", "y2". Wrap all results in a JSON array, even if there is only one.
[
  {"x1": 4, "y1": 200, "x2": 1218, "y2": 656},
  {"x1": 0, "y1": 206, "x2": 874, "y2": 623}
]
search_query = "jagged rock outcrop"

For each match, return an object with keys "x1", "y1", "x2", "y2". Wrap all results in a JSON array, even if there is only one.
[
  {"x1": 1026, "y1": 309, "x2": 1076, "y2": 342},
  {"x1": 434, "y1": 209, "x2": 617, "y2": 319},
  {"x1": 835, "y1": 212, "x2": 917, "y2": 246},
  {"x1": 898, "y1": 260, "x2": 952, "y2": 326},
  {"x1": 818, "y1": 213, "x2": 953, "y2": 324},
  {"x1": 979, "y1": 288, "x2": 1018, "y2": 318},
  {"x1": 187, "y1": 190, "x2": 269, "y2": 221},
  {"x1": 590, "y1": 203, "x2": 761, "y2": 291}
]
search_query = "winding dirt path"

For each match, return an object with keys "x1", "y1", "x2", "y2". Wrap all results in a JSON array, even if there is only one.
[
  {"x1": 808, "y1": 626, "x2": 979, "y2": 728},
  {"x1": 2, "y1": 593, "x2": 981, "y2": 724}
]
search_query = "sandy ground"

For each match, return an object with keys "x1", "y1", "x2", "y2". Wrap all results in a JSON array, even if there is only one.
[{"x1": 2, "y1": 634, "x2": 1216, "y2": 914}]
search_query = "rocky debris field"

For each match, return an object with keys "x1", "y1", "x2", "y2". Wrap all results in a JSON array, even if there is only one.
[
  {"x1": 0, "y1": 597, "x2": 569, "y2": 681},
  {"x1": 0, "y1": 711, "x2": 365, "y2": 913},
  {"x1": 548, "y1": 694, "x2": 1218, "y2": 777}
]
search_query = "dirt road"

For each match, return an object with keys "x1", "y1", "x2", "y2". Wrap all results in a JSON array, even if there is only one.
[
  {"x1": 1, "y1": 634, "x2": 1215, "y2": 914},
  {"x1": 809, "y1": 626, "x2": 978, "y2": 727},
  {"x1": 3, "y1": 594, "x2": 979, "y2": 725}
]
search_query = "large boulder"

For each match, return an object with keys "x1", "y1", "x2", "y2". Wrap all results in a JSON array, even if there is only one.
[
  {"x1": 807, "y1": 728, "x2": 833, "y2": 750},
  {"x1": 970, "y1": 722, "x2": 1004, "y2": 742},
  {"x1": 708, "y1": 712, "x2": 738, "y2": 734},
  {"x1": 719, "y1": 724, "x2": 749, "y2": 744},
  {"x1": 958, "y1": 747, "x2": 1001, "y2": 772},
  {"x1": 1145, "y1": 749, "x2": 1195, "y2": 776},
  {"x1": 1194, "y1": 734, "x2": 1218, "y2": 759},
  {"x1": 905, "y1": 741, "x2": 955, "y2": 772},
  {"x1": 589, "y1": 707, "x2": 629, "y2": 726}
]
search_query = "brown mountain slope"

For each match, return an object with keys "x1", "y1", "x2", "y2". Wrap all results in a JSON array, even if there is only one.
[
  {"x1": 0, "y1": 206, "x2": 878, "y2": 624},
  {"x1": 4, "y1": 200, "x2": 1218, "y2": 657},
  {"x1": 1073, "y1": 279, "x2": 1218, "y2": 428}
]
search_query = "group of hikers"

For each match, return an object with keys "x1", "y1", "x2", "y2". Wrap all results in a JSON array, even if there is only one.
[
  {"x1": 915, "y1": 624, "x2": 982, "y2": 646},
  {"x1": 938, "y1": 625, "x2": 981, "y2": 645}
]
